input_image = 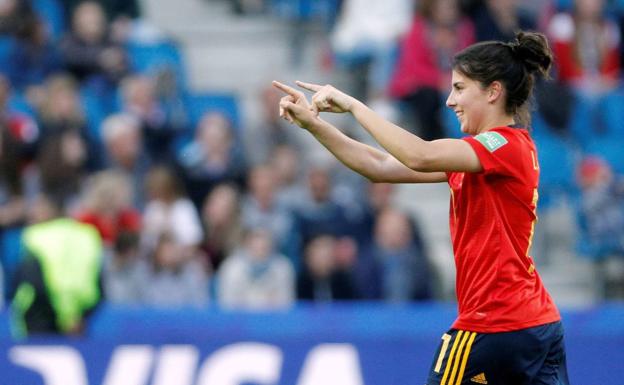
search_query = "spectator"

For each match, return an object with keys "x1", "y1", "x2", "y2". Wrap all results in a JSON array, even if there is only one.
[
  {"x1": 576, "y1": 156, "x2": 624, "y2": 298},
  {"x1": 271, "y1": 144, "x2": 306, "y2": 210},
  {"x1": 0, "y1": 74, "x2": 37, "y2": 229},
  {"x1": 140, "y1": 232, "x2": 209, "y2": 307},
  {"x1": 59, "y1": 1, "x2": 128, "y2": 84},
  {"x1": 200, "y1": 183, "x2": 244, "y2": 271},
  {"x1": 121, "y1": 74, "x2": 181, "y2": 163},
  {"x1": 5, "y1": 17, "x2": 61, "y2": 92},
  {"x1": 469, "y1": 0, "x2": 537, "y2": 42},
  {"x1": 36, "y1": 74, "x2": 99, "y2": 167},
  {"x1": 102, "y1": 232, "x2": 144, "y2": 304},
  {"x1": 178, "y1": 111, "x2": 247, "y2": 209},
  {"x1": 0, "y1": 0, "x2": 38, "y2": 37},
  {"x1": 218, "y1": 228, "x2": 295, "y2": 310},
  {"x1": 59, "y1": 0, "x2": 141, "y2": 24},
  {"x1": 141, "y1": 166, "x2": 203, "y2": 251},
  {"x1": 355, "y1": 207, "x2": 433, "y2": 301},
  {"x1": 100, "y1": 113, "x2": 150, "y2": 207},
  {"x1": 75, "y1": 170, "x2": 141, "y2": 247},
  {"x1": 10, "y1": 193, "x2": 103, "y2": 336},
  {"x1": 35, "y1": 79, "x2": 92, "y2": 206},
  {"x1": 351, "y1": 182, "x2": 395, "y2": 246},
  {"x1": 244, "y1": 85, "x2": 309, "y2": 166},
  {"x1": 292, "y1": 165, "x2": 351, "y2": 246},
  {"x1": 547, "y1": 0, "x2": 620, "y2": 96},
  {"x1": 297, "y1": 234, "x2": 357, "y2": 301},
  {"x1": 330, "y1": 0, "x2": 414, "y2": 101},
  {"x1": 389, "y1": 0, "x2": 475, "y2": 139},
  {"x1": 240, "y1": 164, "x2": 293, "y2": 253}
]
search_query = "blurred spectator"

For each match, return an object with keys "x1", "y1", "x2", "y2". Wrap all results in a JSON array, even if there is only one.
[
  {"x1": 230, "y1": 0, "x2": 266, "y2": 15},
  {"x1": 292, "y1": 165, "x2": 351, "y2": 246},
  {"x1": 218, "y1": 228, "x2": 295, "y2": 310},
  {"x1": 59, "y1": 1, "x2": 128, "y2": 84},
  {"x1": 10, "y1": 193, "x2": 102, "y2": 336},
  {"x1": 59, "y1": 0, "x2": 141, "y2": 23},
  {"x1": 36, "y1": 77, "x2": 93, "y2": 206},
  {"x1": 140, "y1": 232, "x2": 208, "y2": 307},
  {"x1": 154, "y1": 67, "x2": 189, "y2": 134},
  {"x1": 244, "y1": 85, "x2": 308, "y2": 166},
  {"x1": 297, "y1": 234, "x2": 356, "y2": 301},
  {"x1": 121, "y1": 74, "x2": 181, "y2": 163},
  {"x1": 389, "y1": 0, "x2": 475, "y2": 139},
  {"x1": 472, "y1": 0, "x2": 536, "y2": 41},
  {"x1": 200, "y1": 183, "x2": 244, "y2": 271},
  {"x1": 0, "y1": 0, "x2": 38, "y2": 37},
  {"x1": 0, "y1": 74, "x2": 37, "y2": 229},
  {"x1": 75, "y1": 170, "x2": 141, "y2": 247},
  {"x1": 469, "y1": 0, "x2": 536, "y2": 42},
  {"x1": 240, "y1": 164, "x2": 293, "y2": 252},
  {"x1": 271, "y1": 144, "x2": 306, "y2": 210},
  {"x1": 100, "y1": 113, "x2": 150, "y2": 207},
  {"x1": 102, "y1": 232, "x2": 144, "y2": 304},
  {"x1": 350, "y1": 182, "x2": 395, "y2": 246},
  {"x1": 36, "y1": 74, "x2": 99, "y2": 165},
  {"x1": 0, "y1": 73, "x2": 39, "y2": 203},
  {"x1": 355, "y1": 207, "x2": 433, "y2": 301},
  {"x1": 178, "y1": 111, "x2": 247, "y2": 209},
  {"x1": 5, "y1": 17, "x2": 61, "y2": 92},
  {"x1": 548, "y1": 0, "x2": 620, "y2": 96},
  {"x1": 576, "y1": 156, "x2": 624, "y2": 298},
  {"x1": 330, "y1": 0, "x2": 414, "y2": 100},
  {"x1": 142, "y1": 166, "x2": 203, "y2": 251}
]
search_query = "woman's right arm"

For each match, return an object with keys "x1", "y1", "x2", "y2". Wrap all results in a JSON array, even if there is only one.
[
  {"x1": 273, "y1": 80, "x2": 446, "y2": 183},
  {"x1": 308, "y1": 118, "x2": 447, "y2": 183}
]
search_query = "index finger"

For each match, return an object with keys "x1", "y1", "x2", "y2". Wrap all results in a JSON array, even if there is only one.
[
  {"x1": 272, "y1": 81, "x2": 302, "y2": 97},
  {"x1": 296, "y1": 80, "x2": 323, "y2": 92}
]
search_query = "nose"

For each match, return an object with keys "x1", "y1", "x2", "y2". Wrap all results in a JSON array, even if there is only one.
[{"x1": 445, "y1": 92, "x2": 455, "y2": 108}]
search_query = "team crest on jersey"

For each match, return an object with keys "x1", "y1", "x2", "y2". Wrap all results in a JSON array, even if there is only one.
[
  {"x1": 475, "y1": 132, "x2": 508, "y2": 152},
  {"x1": 470, "y1": 372, "x2": 488, "y2": 384}
]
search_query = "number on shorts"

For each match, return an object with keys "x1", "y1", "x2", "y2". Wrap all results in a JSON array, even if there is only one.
[{"x1": 434, "y1": 333, "x2": 452, "y2": 373}]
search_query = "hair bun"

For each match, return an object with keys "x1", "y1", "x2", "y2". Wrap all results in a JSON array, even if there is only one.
[{"x1": 511, "y1": 31, "x2": 553, "y2": 78}]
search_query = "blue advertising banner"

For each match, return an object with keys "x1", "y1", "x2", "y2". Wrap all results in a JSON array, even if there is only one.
[{"x1": 1, "y1": 303, "x2": 623, "y2": 385}]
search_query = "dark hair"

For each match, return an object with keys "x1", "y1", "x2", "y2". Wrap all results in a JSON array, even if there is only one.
[{"x1": 452, "y1": 31, "x2": 553, "y2": 127}]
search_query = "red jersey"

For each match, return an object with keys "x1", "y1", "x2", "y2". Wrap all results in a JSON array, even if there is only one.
[{"x1": 447, "y1": 127, "x2": 560, "y2": 333}]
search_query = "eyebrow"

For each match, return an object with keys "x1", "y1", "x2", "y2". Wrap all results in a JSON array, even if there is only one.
[{"x1": 453, "y1": 82, "x2": 464, "y2": 88}]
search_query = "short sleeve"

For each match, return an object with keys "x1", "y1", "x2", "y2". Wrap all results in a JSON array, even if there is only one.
[{"x1": 463, "y1": 129, "x2": 523, "y2": 177}]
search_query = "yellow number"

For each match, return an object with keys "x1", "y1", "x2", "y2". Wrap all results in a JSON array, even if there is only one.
[{"x1": 434, "y1": 333, "x2": 452, "y2": 373}]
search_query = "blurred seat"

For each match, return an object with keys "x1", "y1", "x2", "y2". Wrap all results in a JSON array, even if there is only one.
[
  {"x1": 125, "y1": 40, "x2": 188, "y2": 88},
  {"x1": 0, "y1": 227, "x2": 23, "y2": 301},
  {"x1": 184, "y1": 92, "x2": 240, "y2": 131},
  {"x1": 532, "y1": 115, "x2": 580, "y2": 209},
  {"x1": 32, "y1": 0, "x2": 65, "y2": 41},
  {"x1": 598, "y1": 90, "x2": 624, "y2": 140},
  {"x1": 270, "y1": 0, "x2": 339, "y2": 24},
  {"x1": 0, "y1": 37, "x2": 16, "y2": 73},
  {"x1": 585, "y1": 137, "x2": 624, "y2": 175}
]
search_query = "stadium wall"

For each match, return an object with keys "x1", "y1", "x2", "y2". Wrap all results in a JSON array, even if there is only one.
[{"x1": 0, "y1": 303, "x2": 622, "y2": 385}]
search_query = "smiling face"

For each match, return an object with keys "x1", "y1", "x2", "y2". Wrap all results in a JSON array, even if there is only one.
[{"x1": 445, "y1": 70, "x2": 493, "y2": 136}]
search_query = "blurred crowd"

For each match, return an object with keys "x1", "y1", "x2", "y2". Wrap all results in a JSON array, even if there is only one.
[{"x1": 1, "y1": 0, "x2": 623, "y2": 335}]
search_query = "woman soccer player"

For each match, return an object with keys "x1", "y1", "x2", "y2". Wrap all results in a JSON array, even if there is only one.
[{"x1": 273, "y1": 31, "x2": 569, "y2": 385}]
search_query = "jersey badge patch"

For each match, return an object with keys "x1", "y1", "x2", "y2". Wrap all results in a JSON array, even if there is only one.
[{"x1": 475, "y1": 132, "x2": 508, "y2": 152}]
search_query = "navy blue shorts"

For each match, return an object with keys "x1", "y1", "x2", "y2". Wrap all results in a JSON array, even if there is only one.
[{"x1": 426, "y1": 321, "x2": 569, "y2": 385}]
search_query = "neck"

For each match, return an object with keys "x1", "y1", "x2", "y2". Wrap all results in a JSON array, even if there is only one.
[{"x1": 477, "y1": 115, "x2": 515, "y2": 134}]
